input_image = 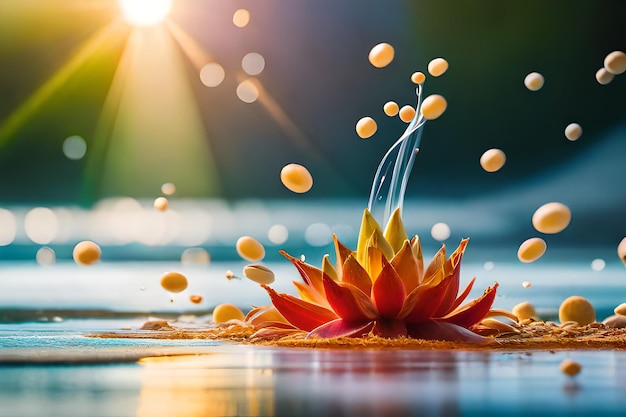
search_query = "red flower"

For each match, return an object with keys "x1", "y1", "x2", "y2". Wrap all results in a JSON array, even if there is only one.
[{"x1": 248, "y1": 209, "x2": 507, "y2": 342}]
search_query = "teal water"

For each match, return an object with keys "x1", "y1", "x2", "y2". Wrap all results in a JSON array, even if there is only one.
[
  {"x1": 1, "y1": 331, "x2": 626, "y2": 417},
  {"x1": 0, "y1": 261, "x2": 625, "y2": 416},
  {"x1": 0, "y1": 260, "x2": 623, "y2": 322}
]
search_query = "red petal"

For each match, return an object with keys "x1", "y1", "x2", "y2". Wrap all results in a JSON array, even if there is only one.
[
  {"x1": 262, "y1": 284, "x2": 337, "y2": 331},
  {"x1": 333, "y1": 234, "x2": 354, "y2": 280},
  {"x1": 434, "y1": 239, "x2": 469, "y2": 316},
  {"x1": 280, "y1": 250, "x2": 325, "y2": 296},
  {"x1": 390, "y1": 240, "x2": 420, "y2": 294},
  {"x1": 449, "y1": 277, "x2": 476, "y2": 312},
  {"x1": 372, "y1": 319, "x2": 407, "y2": 338},
  {"x1": 307, "y1": 319, "x2": 374, "y2": 339},
  {"x1": 371, "y1": 257, "x2": 406, "y2": 319},
  {"x1": 407, "y1": 320, "x2": 491, "y2": 344},
  {"x1": 341, "y1": 254, "x2": 372, "y2": 295},
  {"x1": 439, "y1": 284, "x2": 498, "y2": 328},
  {"x1": 397, "y1": 273, "x2": 455, "y2": 322},
  {"x1": 323, "y1": 275, "x2": 378, "y2": 321}
]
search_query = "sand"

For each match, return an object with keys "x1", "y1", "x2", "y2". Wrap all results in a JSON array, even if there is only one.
[{"x1": 91, "y1": 319, "x2": 626, "y2": 351}]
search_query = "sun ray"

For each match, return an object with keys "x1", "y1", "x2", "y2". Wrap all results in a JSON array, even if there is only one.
[
  {"x1": 0, "y1": 21, "x2": 126, "y2": 148},
  {"x1": 166, "y1": 20, "x2": 215, "y2": 71},
  {"x1": 239, "y1": 77, "x2": 312, "y2": 152},
  {"x1": 166, "y1": 18, "x2": 356, "y2": 194},
  {"x1": 167, "y1": 19, "x2": 318, "y2": 156},
  {"x1": 83, "y1": 25, "x2": 220, "y2": 201}
]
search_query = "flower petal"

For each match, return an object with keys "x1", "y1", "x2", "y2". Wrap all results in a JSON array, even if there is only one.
[
  {"x1": 368, "y1": 227, "x2": 395, "y2": 262},
  {"x1": 433, "y1": 239, "x2": 469, "y2": 316},
  {"x1": 423, "y1": 244, "x2": 447, "y2": 284},
  {"x1": 383, "y1": 208, "x2": 409, "y2": 254},
  {"x1": 397, "y1": 273, "x2": 455, "y2": 322},
  {"x1": 484, "y1": 308, "x2": 520, "y2": 322},
  {"x1": 407, "y1": 320, "x2": 491, "y2": 343},
  {"x1": 364, "y1": 244, "x2": 385, "y2": 280},
  {"x1": 293, "y1": 280, "x2": 330, "y2": 308},
  {"x1": 448, "y1": 277, "x2": 476, "y2": 312},
  {"x1": 262, "y1": 284, "x2": 337, "y2": 331},
  {"x1": 356, "y1": 209, "x2": 383, "y2": 266},
  {"x1": 245, "y1": 305, "x2": 289, "y2": 327},
  {"x1": 251, "y1": 327, "x2": 304, "y2": 339},
  {"x1": 410, "y1": 236, "x2": 425, "y2": 283},
  {"x1": 341, "y1": 254, "x2": 373, "y2": 295},
  {"x1": 372, "y1": 257, "x2": 406, "y2": 319},
  {"x1": 323, "y1": 274, "x2": 378, "y2": 321},
  {"x1": 307, "y1": 319, "x2": 374, "y2": 339},
  {"x1": 439, "y1": 283, "x2": 499, "y2": 328},
  {"x1": 280, "y1": 250, "x2": 325, "y2": 296},
  {"x1": 322, "y1": 254, "x2": 339, "y2": 281},
  {"x1": 372, "y1": 319, "x2": 407, "y2": 338},
  {"x1": 333, "y1": 234, "x2": 354, "y2": 280},
  {"x1": 252, "y1": 320, "x2": 297, "y2": 330},
  {"x1": 390, "y1": 240, "x2": 420, "y2": 294}
]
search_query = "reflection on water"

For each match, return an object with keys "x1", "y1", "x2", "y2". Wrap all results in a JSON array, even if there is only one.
[
  {"x1": 135, "y1": 348, "x2": 466, "y2": 417},
  {"x1": 126, "y1": 346, "x2": 626, "y2": 417},
  {"x1": 0, "y1": 364, "x2": 142, "y2": 417},
  {"x1": 2, "y1": 341, "x2": 626, "y2": 417},
  {"x1": 137, "y1": 353, "x2": 275, "y2": 417}
]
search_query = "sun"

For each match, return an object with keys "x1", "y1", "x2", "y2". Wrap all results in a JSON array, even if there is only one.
[{"x1": 119, "y1": 0, "x2": 172, "y2": 27}]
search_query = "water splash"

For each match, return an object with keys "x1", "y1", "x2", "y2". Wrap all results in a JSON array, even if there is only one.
[{"x1": 367, "y1": 84, "x2": 427, "y2": 226}]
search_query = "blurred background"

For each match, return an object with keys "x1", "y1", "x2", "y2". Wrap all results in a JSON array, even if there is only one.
[{"x1": 0, "y1": 0, "x2": 624, "y2": 316}]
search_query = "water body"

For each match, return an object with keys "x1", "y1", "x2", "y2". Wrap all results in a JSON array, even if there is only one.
[
  {"x1": 1, "y1": 257, "x2": 625, "y2": 417},
  {"x1": 1, "y1": 325, "x2": 626, "y2": 417}
]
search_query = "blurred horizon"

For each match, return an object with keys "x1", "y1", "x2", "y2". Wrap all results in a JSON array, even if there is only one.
[{"x1": 0, "y1": 0, "x2": 625, "y2": 265}]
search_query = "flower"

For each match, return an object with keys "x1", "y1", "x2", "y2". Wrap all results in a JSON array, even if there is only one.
[{"x1": 247, "y1": 208, "x2": 508, "y2": 342}]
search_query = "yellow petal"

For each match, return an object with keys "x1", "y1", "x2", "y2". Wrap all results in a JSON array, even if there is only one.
[
  {"x1": 365, "y1": 245, "x2": 385, "y2": 281},
  {"x1": 293, "y1": 280, "x2": 330, "y2": 308},
  {"x1": 322, "y1": 254, "x2": 339, "y2": 281},
  {"x1": 483, "y1": 308, "x2": 519, "y2": 322},
  {"x1": 356, "y1": 209, "x2": 383, "y2": 265},
  {"x1": 411, "y1": 236, "x2": 425, "y2": 283},
  {"x1": 390, "y1": 240, "x2": 420, "y2": 294},
  {"x1": 372, "y1": 227, "x2": 395, "y2": 258},
  {"x1": 383, "y1": 208, "x2": 409, "y2": 254},
  {"x1": 245, "y1": 305, "x2": 289, "y2": 327}
]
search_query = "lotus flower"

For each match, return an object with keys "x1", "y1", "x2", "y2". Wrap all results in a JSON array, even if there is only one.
[{"x1": 247, "y1": 208, "x2": 504, "y2": 342}]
